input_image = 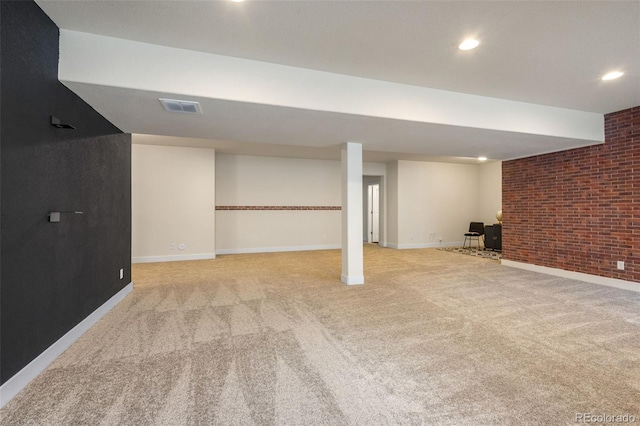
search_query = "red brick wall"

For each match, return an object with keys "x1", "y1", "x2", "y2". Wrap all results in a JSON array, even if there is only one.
[{"x1": 502, "y1": 106, "x2": 640, "y2": 284}]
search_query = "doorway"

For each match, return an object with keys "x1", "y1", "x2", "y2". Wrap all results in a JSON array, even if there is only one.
[
  {"x1": 363, "y1": 175, "x2": 382, "y2": 244},
  {"x1": 367, "y1": 184, "x2": 380, "y2": 243}
]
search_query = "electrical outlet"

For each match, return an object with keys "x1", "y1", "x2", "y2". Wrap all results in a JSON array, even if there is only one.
[
  {"x1": 119, "y1": 268, "x2": 124, "y2": 279},
  {"x1": 617, "y1": 261, "x2": 625, "y2": 270},
  {"x1": 170, "y1": 243, "x2": 176, "y2": 250}
]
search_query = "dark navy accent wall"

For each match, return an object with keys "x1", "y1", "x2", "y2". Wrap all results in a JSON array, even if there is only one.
[{"x1": 1, "y1": 1, "x2": 132, "y2": 384}]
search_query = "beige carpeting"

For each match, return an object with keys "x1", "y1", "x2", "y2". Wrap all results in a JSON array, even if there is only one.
[{"x1": 2, "y1": 245, "x2": 639, "y2": 425}]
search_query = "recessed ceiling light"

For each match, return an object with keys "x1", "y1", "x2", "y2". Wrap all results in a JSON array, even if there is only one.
[
  {"x1": 459, "y1": 39, "x2": 480, "y2": 51},
  {"x1": 602, "y1": 71, "x2": 624, "y2": 81},
  {"x1": 230, "y1": 0, "x2": 245, "y2": 2},
  {"x1": 478, "y1": 156, "x2": 488, "y2": 161}
]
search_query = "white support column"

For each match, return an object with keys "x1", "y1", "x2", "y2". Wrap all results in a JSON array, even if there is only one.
[{"x1": 341, "y1": 142, "x2": 364, "y2": 285}]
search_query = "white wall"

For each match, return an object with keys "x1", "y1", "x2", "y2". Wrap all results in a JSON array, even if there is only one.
[
  {"x1": 478, "y1": 161, "x2": 502, "y2": 225},
  {"x1": 130, "y1": 144, "x2": 500, "y2": 258},
  {"x1": 386, "y1": 161, "x2": 399, "y2": 246},
  {"x1": 388, "y1": 160, "x2": 487, "y2": 248},
  {"x1": 132, "y1": 143, "x2": 216, "y2": 262},
  {"x1": 215, "y1": 154, "x2": 344, "y2": 253}
]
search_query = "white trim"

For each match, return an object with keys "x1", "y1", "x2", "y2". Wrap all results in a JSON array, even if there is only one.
[
  {"x1": 341, "y1": 274, "x2": 365, "y2": 285},
  {"x1": 0, "y1": 282, "x2": 133, "y2": 408},
  {"x1": 387, "y1": 242, "x2": 463, "y2": 250},
  {"x1": 501, "y1": 260, "x2": 640, "y2": 293},
  {"x1": 132, "y1": 253, "x2": 216, "y2": 263},
  {"x1": 216, "y1": 244, "x2": 340, "y2": 255}
]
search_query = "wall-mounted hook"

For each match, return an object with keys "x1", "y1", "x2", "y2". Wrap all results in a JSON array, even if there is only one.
[{"x1": 50, "y1": 116, "x2": 76, "y2": 129}]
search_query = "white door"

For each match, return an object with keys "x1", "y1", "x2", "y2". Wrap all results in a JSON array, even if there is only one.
[{"x1": 368, "y1": 184, "x2": 380, "y2": 243}]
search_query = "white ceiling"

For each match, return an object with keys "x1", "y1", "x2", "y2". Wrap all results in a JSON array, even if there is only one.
[{"x1": 36, "y1": 0, "x2": 639, "y2": 162}]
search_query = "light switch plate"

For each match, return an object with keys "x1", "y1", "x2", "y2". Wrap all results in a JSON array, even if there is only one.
[{"x1": 49, "y1": 212, "x2": 60, "y2": 223}]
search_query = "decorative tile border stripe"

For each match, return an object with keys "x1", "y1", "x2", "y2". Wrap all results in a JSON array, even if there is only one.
[{"x1": 216, "y1": 205, "x2": 341, "y2": 211}]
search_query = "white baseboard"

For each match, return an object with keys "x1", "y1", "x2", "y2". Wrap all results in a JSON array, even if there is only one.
[
  {"x1": 0, "y1": 282, "x2": 133, "y2": 408},
  {"x1": 216, "y1": 244, "x2": 341, "y2": 255},
  {"x1": 341, "y1": 274, "x2": 365, "y2": 285},
  {"x1": 132, "y1": 253, "x2": 216, "y2": 263},
  {"x1": 387, "y1": 241, "x2": 463, "y2": 249},
  {"x1": 501, "y1": 260, "x2": 640, "y2": 294}
]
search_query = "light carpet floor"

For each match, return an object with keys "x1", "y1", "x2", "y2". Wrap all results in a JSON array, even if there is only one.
[{"x1": 2, "y1": 245, "x2": 639, "y2": 425}]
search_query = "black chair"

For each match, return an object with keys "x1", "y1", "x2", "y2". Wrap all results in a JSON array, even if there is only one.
[{"x1": 463, "y1": 222, "x2": 485, "y2": 248}]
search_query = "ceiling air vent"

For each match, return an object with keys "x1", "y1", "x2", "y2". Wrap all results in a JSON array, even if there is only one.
[{"x1": 159, "y1": 98, "x2": 202, "y2": 114}]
